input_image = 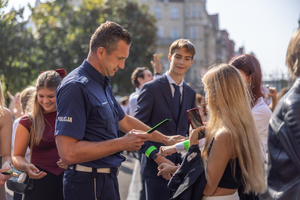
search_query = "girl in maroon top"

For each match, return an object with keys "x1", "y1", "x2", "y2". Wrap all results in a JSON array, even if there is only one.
[{"x1": 13, "y1": 70, "x2": 67, "y2": 200}]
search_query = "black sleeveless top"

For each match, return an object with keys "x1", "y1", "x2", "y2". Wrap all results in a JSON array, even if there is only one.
[{"x1": 208, "y1": 138, "x2": 242, "y2": 189}]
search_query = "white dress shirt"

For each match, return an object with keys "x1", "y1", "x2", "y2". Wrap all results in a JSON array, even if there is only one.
[
  {"x1": 165, "y1": 72, "x2": 184, "y2": 103},
  {"x1": 128, "y1": 88, "x2": 141, "y2": 116}
]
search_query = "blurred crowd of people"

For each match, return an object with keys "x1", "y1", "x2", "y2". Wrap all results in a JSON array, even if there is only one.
[{"x1": 0, "y1": 21, "x2": 299, "y2": 200}]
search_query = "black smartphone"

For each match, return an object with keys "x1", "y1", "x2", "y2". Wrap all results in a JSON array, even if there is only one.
[{"x1": 187, "y1": 108, "x2": 205, "y2": 139}]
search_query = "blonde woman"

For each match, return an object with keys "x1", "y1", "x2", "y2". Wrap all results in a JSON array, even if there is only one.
[
  {"x1": 0, "y1": 80, "x2": 13, "y2": 200},
  {"x1": 191, "y1": 64, "x2": 265, "y2": 199}
]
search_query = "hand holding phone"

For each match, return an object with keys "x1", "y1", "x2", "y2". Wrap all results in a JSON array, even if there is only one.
[{"x1": 187, "y1": 108, "x2": 205, "y2": 139}]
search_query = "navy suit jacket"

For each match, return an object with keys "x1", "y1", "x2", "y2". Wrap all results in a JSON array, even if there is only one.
[{"x1": 134, "y1": 75, "x2": 196, "y2": 177}]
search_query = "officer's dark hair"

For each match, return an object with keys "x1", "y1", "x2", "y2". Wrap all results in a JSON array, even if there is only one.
[
  {"x1": 90, "y1": 21, "x2": 132, "y2": 55},
  {"x1": 30, "y1": 71, "x2": 63, "y2": 146},
  {"x1": 131, "y1": 67, "x2": 149, "y2": 88}
]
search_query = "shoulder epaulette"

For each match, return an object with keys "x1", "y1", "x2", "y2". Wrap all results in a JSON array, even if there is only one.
[{"x1": 76, "y1": 76, "x2": 89, "y2": 86}]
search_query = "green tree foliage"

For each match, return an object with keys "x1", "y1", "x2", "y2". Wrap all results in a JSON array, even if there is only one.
[
  {"x1": 101, "y1": 0, "x2": 158, "y2": 92},
  {"x1": 31, "y1": 0, "x2": 157, "y2": 93},
  {"x1": 0, "y1": 0, "x2": 156, "y2": 94},
  {"x1": 0, "y1": 0, "x2": 37, "y2": 95}
]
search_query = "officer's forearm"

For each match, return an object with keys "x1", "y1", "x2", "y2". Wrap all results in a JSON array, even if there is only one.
[
  {"x1": 150, "y1": 131, "x2": 169, "y2": 144},
  {"x1": 120, "y1": 114, "x2": 168, "y2": 144},
  {"x1": 56, "y1": 135, "x2": 124, "y2": 165}
]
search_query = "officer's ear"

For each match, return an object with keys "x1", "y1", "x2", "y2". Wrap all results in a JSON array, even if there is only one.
[{"x1": 96, "y1": 47, "x2": 106, "y2": 60}]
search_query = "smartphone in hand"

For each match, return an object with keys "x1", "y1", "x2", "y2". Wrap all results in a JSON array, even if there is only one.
[{"x1": 187, "y1": 108, "x2": 205, "y2": 139}]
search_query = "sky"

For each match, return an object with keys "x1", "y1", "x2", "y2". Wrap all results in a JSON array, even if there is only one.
[
  {"x1": 4, "y1": 0, "x2": 300, "y2": 80},
  {"x1": 206, "y1": 0, "x2": 300, "y2": 80}
]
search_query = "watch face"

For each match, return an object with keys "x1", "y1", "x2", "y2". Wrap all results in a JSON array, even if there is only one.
[{"x1": 152, "y1": 153, "x2": 158, "y2": 160}]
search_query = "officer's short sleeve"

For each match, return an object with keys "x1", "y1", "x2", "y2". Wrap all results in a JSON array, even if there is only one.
[
  {"x1": 113, "y1": 97, "x2": 125, "y2": 121},
  {"x1": 55, "y1": 82, "x2": 87, "y2": 140},
  {"x1": 108, "y1": 86, "x2": 125, "y2": 121}
]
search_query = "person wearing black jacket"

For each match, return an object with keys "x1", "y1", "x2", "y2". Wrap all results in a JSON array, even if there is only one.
[{"x1": 267, "y1": 29, "x2": 300, "y2": 199}]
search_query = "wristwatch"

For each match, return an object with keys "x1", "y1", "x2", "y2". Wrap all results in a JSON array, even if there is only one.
[
  {"x1": 151, "y1": 153, "x2": 158, "y2": 160},
  {"x1": 155, "y1": 72, "x2": 161, "y2": 75}
]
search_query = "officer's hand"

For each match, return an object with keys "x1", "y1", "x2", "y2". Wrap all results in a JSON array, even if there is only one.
[
  {"x1": 164, "y1": 135, "x2": 187, "y2": 146},
  {"x1": 26, "y1": 164, "x2": 47, "y2": 179},
  {"x1": 159, "y1": 145, "x2": 176, "y2": 157},
  {"x1": 123, "y1": 129, "x2": 151, "y2": 151},
  {"x1": 57, "y1": 159, "x2": 68, "y2": 170}
]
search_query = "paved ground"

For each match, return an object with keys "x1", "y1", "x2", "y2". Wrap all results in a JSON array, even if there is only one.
[
  {"x1": 5, "y1": 153, "x2": 137, "y2": 200},
  {"x1": 119, "y1": 153, "x2": 137, "y2": 200}
]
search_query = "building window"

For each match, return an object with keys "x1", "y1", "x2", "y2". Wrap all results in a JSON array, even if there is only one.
[
  {"x1": 191, "y1": 27, "x2": 197, "y2": 39},
  {"x1": 154, "y1": 7, "x2": 161, "y2": 19},
  {"x1": 198, "y1": 26, "x2": 203, "y2": 39},
  {"x1": 198, "y1": 5, "x2": 202, "y2": 18},
  {"x1": 171, "y1": 28, "x2": 179, "y2": 39},
  {"x1": 185, "y1": 5, "x2": 190, "y2": 18},
  {"x1": 157, "y1": 26, "x2": 163, "y2": 38},
  {"x1": 193, "y1": 70, "x2": 198, "y2": 82},
  {"x1": 185, "y1": 28, "x2": 190, "y2": 38},
  {"x1": 171, "y1": 7, "x2": 179, "y2": 19},
  {"x1": 191, "y1": 6, "x2": 196, "y2": 18}
]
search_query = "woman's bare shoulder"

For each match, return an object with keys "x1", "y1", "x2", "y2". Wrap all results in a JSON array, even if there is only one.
[
  {"x1": 215, "y1": 128, "x2": 231, "y2": 142},
  {"x1": 0, "y1": 107, "x2": 12, "y2": 119},
  {"x1": 0, "y1": 108, "x2": 12, "y2": 128}
]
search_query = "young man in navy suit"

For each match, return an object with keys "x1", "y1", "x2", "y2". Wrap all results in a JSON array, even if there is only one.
[{"x1": 134, "y1": 39, "x2": 196, "y2": 200}]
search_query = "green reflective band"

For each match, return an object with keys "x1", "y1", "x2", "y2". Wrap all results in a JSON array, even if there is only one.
[
  {"x1": 183, "y1": 140, "x2": 189, "y2": 151},
  {"x1": 145, "y1": 146, "x2": 157, "y2": 158}
]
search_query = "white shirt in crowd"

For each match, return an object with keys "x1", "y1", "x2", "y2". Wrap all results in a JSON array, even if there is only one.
[{"x1": 12, "y1": 118, "x2": 31, "y2": 162}]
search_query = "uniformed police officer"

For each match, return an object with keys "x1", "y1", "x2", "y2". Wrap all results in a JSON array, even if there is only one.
[{"x1": 55, "y1": 21, "x2": 185, "y2": 200}]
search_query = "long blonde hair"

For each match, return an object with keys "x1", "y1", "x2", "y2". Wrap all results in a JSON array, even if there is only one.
[
  {"x1": 202, "y1": 64, "x2": 265, "y2": 194},
  {"x1": 0, "y1": 80, "x2": 5, "y2": 116},
  {"x1": 31, "y1": 71, "x2": 62, "y2": 146}
]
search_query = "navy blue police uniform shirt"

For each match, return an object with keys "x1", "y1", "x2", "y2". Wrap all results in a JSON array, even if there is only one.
[{"x1": 55, "y1": 60, "x2": 126, "y2": 168}]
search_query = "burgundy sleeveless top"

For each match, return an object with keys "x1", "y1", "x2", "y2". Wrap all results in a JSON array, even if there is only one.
[{"x1": 19, "y1": 112, "x2": 64, "y2": 176}]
